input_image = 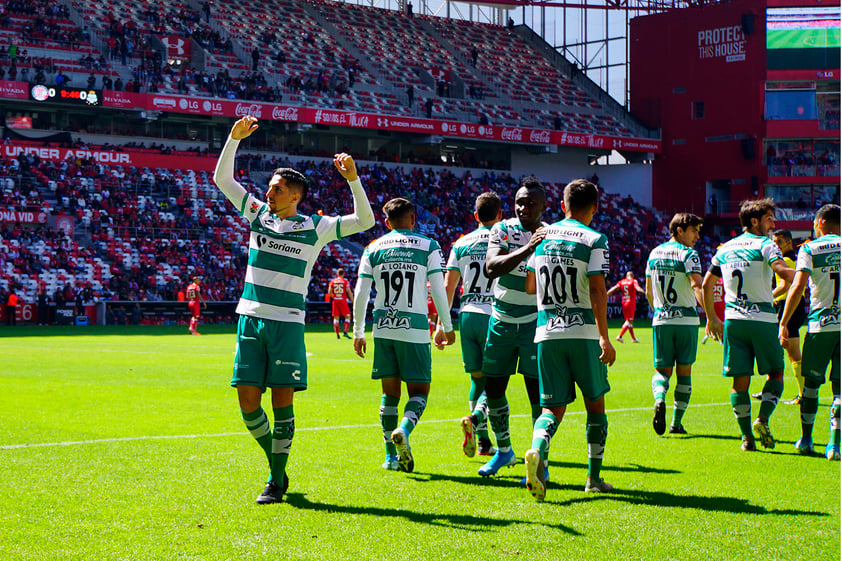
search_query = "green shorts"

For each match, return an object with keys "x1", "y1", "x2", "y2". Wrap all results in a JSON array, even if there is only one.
[
  {"x1": 482, "y1": 317, "x2": 538, "y2": 379},
  {"x1": 801, "y1": 331, "x2": 841, "y2": 385},
  {"x1": 722, "y1": 319, "x2": 784, "y2": 377},
  {"x1": 372, "y1": 338, "x2": 432, "y2": 383},
  {"x1": 652, "y1": 325, "x2": 698, "y2": 369},
  {"x1": 459, "y1": 311, "x2": 491, "y2": 373},
  {"x1": 231, "y1": 315, "x2": 307, "y2": 390},
  {"x1": 537, "y1": 339, "x2": 609, "y2": 407}
]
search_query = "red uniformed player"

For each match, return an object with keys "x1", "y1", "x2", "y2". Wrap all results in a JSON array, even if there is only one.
[
  {"x1": 326, "y1": 268, "x2": 353, "y2": 339},
  {"x1": 607, "y1": 271, "x2": 645, "y2": 343},
  {"x1": 186, "y1": 276, "x2": 207, "y2": 335}
]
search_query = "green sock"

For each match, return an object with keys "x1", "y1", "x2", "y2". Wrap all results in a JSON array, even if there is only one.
[
  {"x1": 468, "y1": 377, "x2": 486, "y2": 404},
  {"x1": 651, "y1": 372, "x2": 669, "y2": 403},
  {"x1": 672, "y1": 375, "x2": 691, "y2": 427},
  {"x1": 399, "y1": 394, "x2": 427, "y2": 436},
  {"x1": 758, "y1": 379, "x2": 784, "y2": 420},
  {"x1": 530, "y1": 402, "x2": 542, "y2": 427},
  {"x1": 531, "y1": 413, "x2": 558, "y2": 461},
  {"x1": 730, "y1": 391, "x2": 753, "y2": 437},
  {"x1": 487, "y1": 396, "x2": 511, "y2": 452},
  {"x1": 271, "y1": 405, "x2": 294, "y2": 484},
  {"x1": 586, "y1": 413, "x2": 608, "y2": 480},
  {"x1": 380, "y1": 394, "x2": 399, "y2": 456},
  {"x1": 830, "y1": 381, "x2": 840, "y2": 447},
  {"x1": 475, "y1": 393, "x2": 490, "y2": 440},
  {"x1": 800, "y1": 380, "x2": 820, "y2": 441},
  {"x1": 242, "y1": 407, "x2": 272, "y2": 469}
]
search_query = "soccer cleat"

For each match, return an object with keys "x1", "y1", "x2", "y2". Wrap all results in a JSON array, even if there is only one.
[
  {"x1": 256, "y1": 473, "x2": 289, "y2": 504},
  {"x1": 460, "y1": 416, "x2": 477, "y2": 457},
  {"x1": 752, "y1": 418, "x2": 775, "y2": 450},
  {"x1": 584, "y1": 476, "x2": 613, "y2": 493},
  {"x1": 478, "y1": 436, "x2": 496, "y2": 456},
  {"x1": 669, "y1": 424, "x2": 687, "y2": 435},
  {"x1": 391, "y1": 428, "x2": 414, "y2": 473},
  {"x1": 478, "y1": 449, "x2": 517, "y2": 477},
  {"x1": 750, "y1": 392, "x2": 762, "y2": 400},
  {"x1": 826, "y1": 443, "x2": 841, "y2": 461},
  {"x1": 336, "y1": 334, "x2": 340, "y2": 339},
  {"x1": 740, "y1": 435, "x2": 757, "y2": 452},
  {"x1": 632, "y1": 339, "x2": 640, "y2": 343},
  {"x1": 524, "y1": 448, "x2": 546, "y2": 501},
  {"x1": 342, "y1": 332, "x2": 352, "y2": 339},
  {"x1": 782, "y1": 395, "x2": 801, "y2": 406},
  {"x1": 794, "y1": 437, "x2": 814, "y2": 455},
  {"x1": 615, "y1": 337, "x2": 624, "y2": 343},
  {"x1": 652, "y1": 401, "x2": 666, "y2": 436},
  {"x1": 382, "y1": 455, "x2": 400, "y2": 470}
]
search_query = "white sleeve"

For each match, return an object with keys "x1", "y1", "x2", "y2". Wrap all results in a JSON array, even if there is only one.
[
  {"x1": 428, "y1": 271, "x2": 453, "y2": 332},
  {"x1": 212, "y1": 135, "x2": 249, "y2": 212},
  {"x1": 338, "y1": 179, "x2": 375, "y2": 238},
  {"x1": 352, "y1": 275, "x2": 373, "y2": 338}
]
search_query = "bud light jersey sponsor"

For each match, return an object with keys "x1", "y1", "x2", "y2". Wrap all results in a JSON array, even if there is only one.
[
  {"x1": 488, "y1": 217, "x2": 549, "y2": 324},
  {"x1": 237, "y1": 193, "x2": 341, "y2": 323},
  {"x1": 645, "y1": 241, "x2": 702, "y2": 326},
  {"x1": 526, "y1": 218, "x2": 609, "y2": 341},
  {"x1": 446, "y1": 226, "x2": 494, "y2": 315},
  {"x1": 796, "y1": 234, "x2": 841, "y2": 333},
  {"x1": 327, "y1": 277, "x2": 352, "y2": 302},
  {"x1": 358, "y1": 229, "x2": 443, "y2": 344},
  {"x1": 712, "y1": 233, "x2": 783, "y2": 323}
]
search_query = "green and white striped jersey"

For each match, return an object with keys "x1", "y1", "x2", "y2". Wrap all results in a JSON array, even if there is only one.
[
  {"x1": 526, "y1": 218, "x2": 610, "y2": 342},
  {"x1": 712, "y1": 232, "x2": 783, "y2": 323},
  {"x1": 645, "y1": 240, "x2": 703, "y2": 326},
  {"x1": 359, "y1": 229, "x2": 444, "y2": 344},
  {"x1": 236, "y1": 193, "x2": 341, "y2": 323},
  {"x1": 795, "y1": 234, "x2": 840, "y2": 333},
  {"x1": 488, "y1": 217, "x2": 548, "y2": 324},
  {"x1": 446, "y1": 225, "x2": 494, "y2": 315}
]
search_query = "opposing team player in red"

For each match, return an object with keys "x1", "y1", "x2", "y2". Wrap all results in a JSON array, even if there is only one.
[
  {"x1": 326, "y1": 268, "x2": 354, "y2": 339},
  {"x1": 186, "y1": 276, "x2": 206, "y2": 335},
  {"x1": 702, "y1": 277, "x2": 725, "y2": 344},
  {"x1": 607, "y1": 271, "x2": 645, "y2": 343},
  {"x1": 426, "y1": 280, "x2": 438, "y2": 334}
]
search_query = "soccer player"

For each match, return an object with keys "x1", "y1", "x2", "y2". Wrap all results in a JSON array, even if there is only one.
[
  {"x1": 213, "y1": 115, "x2": 375, "y2": 504},
  {"x1": 439, "y1": 192, "x2": 503, "y2": 457},
  {"x1": 770, "y1": 229, "x2": 807, "y2": 405},
  {"x1": 426, "y1": 281, "x2": 437, "y2": 334},
  {"x1": 645, "y1": 213, "x2": 704, "y2": 436},
  {"x1": 700, "y1": 277, "x2": 724, "y2": 345},
  {"x1": 326, "y1": 268, "x2": 353, "y2": 339},
  {"x1": 352, "y1": 197, "x2": 455, "y2": 473},
  {"x1": 470, "y1": 178, "x2": 548, "y2": 478},
  {"x1": 186, "y1": 276, "x2": 206, "y2": 335},
  {"x1": 522, "y1": 178, "x2": 616, "y2": 500},
  {"x1": 778, "y1": 204, "x2": 840, "y2": 460},
  {"x1": 607, "y1": 271, "x2": 645, "y2": 343},
  {"x1": 702, "y1": 198, "x2": 794, "y2": 452}
]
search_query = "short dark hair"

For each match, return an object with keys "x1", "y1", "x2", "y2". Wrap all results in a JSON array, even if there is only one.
[
  {"x1": 475, "y1": 192, "x2": 501, "y2": 223},
  {"x1": 337, "y1": 268, "x2": 345, "y2": 276},
  {"x1": 272, "y1": 167, "x2": 308, "y2": 200},
  {"x1": 519, "y1": 176, "x2": 546, "y2": 200},
  {"x1": 739, "y1": 198, "x2": 776, "y2": 229},
  {"x1": 771, "y1": 229, "x2": 792, "y2": 242},
  {"x1": 816, "y1": 204, "x2": 841, "y2": 228},
  {"x1": 563, "y1": 179, "x2": 599, "y2": 212},
  {"x1": 383, "y1": 197, "x2": 415, "y2": 223},
  {"x1": 669, "y1": 212, "x2": 703, "y2": 238}
]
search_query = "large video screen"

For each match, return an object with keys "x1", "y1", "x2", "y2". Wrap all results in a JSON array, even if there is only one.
[{"x1": 767, "y1": 7, "x2": 841, "y2": 70}]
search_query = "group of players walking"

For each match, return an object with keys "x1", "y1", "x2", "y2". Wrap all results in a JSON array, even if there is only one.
[{"x1": 212, "y1": 117, "x2": 840, "y2": 504}]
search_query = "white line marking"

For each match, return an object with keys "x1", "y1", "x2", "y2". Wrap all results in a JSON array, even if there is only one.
[{"x1": 0, "y1": 402, "x2": 733, "y2": 451}]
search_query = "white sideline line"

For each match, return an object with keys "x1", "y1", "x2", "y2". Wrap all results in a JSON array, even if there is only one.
[{"x1": 0, "y1": 402, "x2": 733, "y2": 451}]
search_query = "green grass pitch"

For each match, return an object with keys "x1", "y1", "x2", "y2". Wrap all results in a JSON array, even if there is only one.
[
  {"x1": 1, "y1": 323, "x2": 839, "y2": 560},
  {"x1": 767, "y1": 28, "x2": 841, "y2": 50}
]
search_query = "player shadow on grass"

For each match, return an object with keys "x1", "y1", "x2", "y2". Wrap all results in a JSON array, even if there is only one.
[
  {"x1": 542, "y1": 485, "x2": 830, "y2": 517},
  {"x1": 284, "y1": 492, "x2": 582, "y2": 535}
]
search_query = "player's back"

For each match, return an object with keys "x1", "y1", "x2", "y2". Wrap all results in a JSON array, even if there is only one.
[
  {"x1": 799, "y1": 234, "x2": 841, "y2": 331},
  {"x1": 186, "y1": 282, "x2": 199, "y2": 301},
  {"x1": 646, "y1": 240, "x2": 702, "y2": 325},
  {"x1": 448, "y1": 226, "x2": 494, "y2": 315},
  {"x1": 713, "y1": 232, "x2": 782, "y2": 322},
  {"x1": 328, "y1": 277, "x2": 350, "y2": 301}
]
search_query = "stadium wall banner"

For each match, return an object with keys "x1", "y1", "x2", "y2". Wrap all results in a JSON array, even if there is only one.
[
  {"x1": 0, "y1": 80, "x2": 28, "y2": 100},
  {"x1": 160, "y1": 35, "x2": 192, "y2": 63},
  {"x1": 1, "y1": 143, "x2": 217, "y2": 172},
  {"x1": 0, "y1": 209, "x2": 49, "y2": 224}
]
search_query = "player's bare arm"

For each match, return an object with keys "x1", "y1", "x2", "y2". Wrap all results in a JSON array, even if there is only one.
[
  {"x1": 485, "y1": 229, "x2": 546, "y2": 279},
  {"x1": 590, "y1": 273, "x2": 616, "y2": 366},
  {"x1": 333, "y1": 153, "x2": 359, "y2": 182},
  {"x1": 770, "y1": 258, "x2": 795, "y2": 285},
  {"x1": 644, "y1": 276, "x2": 654, "y2": 308},
  {"x1": 525, "y1": 269, "x2": 536, "y2": 295},
  {"x1": 701, "y1": 271, "x2": 723, "y2": 341},
  {"x1": 778, "y1": 270, "x2": 810, "y2": 347},
  {"x1": 689, "y1": 272, "x2": 704, "y2": 308},
  {"x1": 231, "y1": 115, "x2": 259, "y2": 139}
]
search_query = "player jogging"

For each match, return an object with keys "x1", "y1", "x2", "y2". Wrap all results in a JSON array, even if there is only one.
[
  {"x1": 213, "y1": 115, "x2": 374, "y2": 504},
  {"x1": 439, "y1": 192, "x2": 503, "y2": 458},
  {"x1": 523, "y1": 178, "x2": 616, "y2": 500},
  {"x1": 352, "y1": 197, "x2": 455, "y2": 473},
  {"x1": 778, "y1": 204, "x2": 840, "y2": 460},
  {"x1": 702, "y1": 198, "x2": 794, "y2": 452},
  {"x1": 186, "y1": 276, "x2": 206, "y2": 335},
  {"x1": 326, "y1": 268, "x2": 354, "y2": 339},
  {"x1": 607, "y1": 271, "x2": 645, "y2": 343},
  {"x1": 645, "y1": 213, "x2": 704, "y2": 436}
]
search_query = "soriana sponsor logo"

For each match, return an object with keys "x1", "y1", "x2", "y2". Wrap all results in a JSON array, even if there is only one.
[
  {"x1": 152, "y1": 96, "x2": 177, "y2": 109},
  {"x1": 0, "y1": 80, "x2": 28, "y2": 100},
  {"x1": 271, "y1": 106, "x2": 299, "y2": 121},
  {"x1": 500, "y1": 127, "x2": 524, "y2": 142},
  {"x1": 235, "y1": 103, "x2": 263, "y2": 118}
]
